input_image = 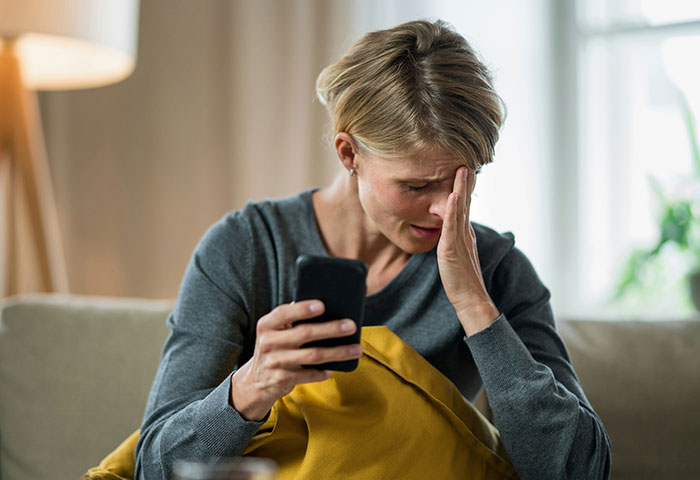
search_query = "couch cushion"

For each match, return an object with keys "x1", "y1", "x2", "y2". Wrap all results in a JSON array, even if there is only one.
[
  {"x1": 557, "y1": 318, "x2": 700, "y2": 480},
  {"x1": 0, "y1": 294, "x2": 173, "y2": 480}
]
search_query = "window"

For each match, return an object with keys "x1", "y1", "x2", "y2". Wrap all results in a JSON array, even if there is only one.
[{"x1": 573, "y1": 0, "x2": 700, "y2": 318}]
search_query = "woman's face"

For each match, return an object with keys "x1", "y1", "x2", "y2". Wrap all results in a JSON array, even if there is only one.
[{"x1": 354, "y1": 146, "x2": 467, "y2": 254}]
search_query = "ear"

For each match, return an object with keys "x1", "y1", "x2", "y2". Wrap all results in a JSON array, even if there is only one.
[{"x1": 334, "y1": 132, "x2": 359, "y2": 174}]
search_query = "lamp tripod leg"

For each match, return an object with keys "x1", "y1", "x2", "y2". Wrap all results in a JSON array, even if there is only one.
[{"x1": 0, "y1": 45, "x2": 69, "y2": 295}]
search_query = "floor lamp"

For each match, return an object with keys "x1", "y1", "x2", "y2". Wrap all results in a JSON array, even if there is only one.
[{"x1": 0, "y1": 0, "x2": 139, "y2": 296}]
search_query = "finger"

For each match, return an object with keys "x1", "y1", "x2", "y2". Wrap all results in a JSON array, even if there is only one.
[
  {"x1": 292, "y1": 368, "x2": 333, "y2": 385},
  {"x1": 465, "y1": 168, "x2": 475, "y2": 224},
  {"x1": 441, "y1": 190, "x2": 458, "y2": 241},
  {"x1": 451, "y1": 167, "x2": 468, "y2": 227},
  {"x1": 468, "y1": 167, "x2": 476, "y2": 196},
  {"x1": 292, "y1": 318, "x2": 357, "y2": 346},
  {"x1": 459, "y1": 168, "x2": 469, "y2": 225},
  {"x1": 297, "y1": 343, "x2": 363, "y2": 366},
  {"x1": 451, "y1": 165, "x2": 467, "y2": 195},
  {"x1": 259, "y1": 300, "x2": 325, "y2": 332},
  {"x1": 263, "y1": 365, "x2": 332, "y2": 394},
  {"x1": 269, "y1": 318, "x2": 357, "y2": 349},
  {"x1": 272, "y1": 368, "x2": 332, "y2": 390},
  {"x1": 269, "y1": 343, "x2": 363, "y2": 369}
]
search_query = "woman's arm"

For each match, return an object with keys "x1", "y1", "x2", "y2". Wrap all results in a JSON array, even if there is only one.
[
  {"x1": 437, "y1": 167, "x2": 610, "y2": 479},
  {"x1": 134, "y1": 242, "x2": 264, "y2": 480},
  {"x1": 465, "y1": 248, "x2": 611, "y2": 480},
  {"x1": 134, "y1": 213, "x2": 362, "y2": 480}
]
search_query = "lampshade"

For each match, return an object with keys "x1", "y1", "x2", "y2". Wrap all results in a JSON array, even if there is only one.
[{"x1": 0, "y1": 0, "x2": 139, "y2": 90}]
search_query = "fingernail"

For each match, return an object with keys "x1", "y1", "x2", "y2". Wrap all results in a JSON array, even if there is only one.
[
  {"x1": 350, "y1": 345, "x2": 363, "y2": 356},
  {"x1": 310, "y1": 301, "x2": 323, "y2": 313},
  {"x1": 341, "y1": 320, "x2": 355, "y2": 332}
]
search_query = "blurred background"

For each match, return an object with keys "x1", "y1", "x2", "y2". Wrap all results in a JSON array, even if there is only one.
[{"x1": 5, "y1": 0, "x2": 700, "y2": 320}]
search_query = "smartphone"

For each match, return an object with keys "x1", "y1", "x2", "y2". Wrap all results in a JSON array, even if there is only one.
[{"x1": 293, "y1": 254, "x2": 368, "y2": 371}]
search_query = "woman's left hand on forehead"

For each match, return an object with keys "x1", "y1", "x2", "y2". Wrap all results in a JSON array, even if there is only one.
[{"x1": 437, "y1": 167, "x2": 500, "y2": 335}]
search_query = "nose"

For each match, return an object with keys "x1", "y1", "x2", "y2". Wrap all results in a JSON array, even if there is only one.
[{"x1": 427, "y1": 192, "x2": 448, "y2": 219}]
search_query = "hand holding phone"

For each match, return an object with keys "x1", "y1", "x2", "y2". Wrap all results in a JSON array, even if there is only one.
[
  {"x1": 229, "y1": 255, "x2": 367, "y2": 421},
  {"x1": 294, "y1": 255, "x2": 367, "y2": 371}
]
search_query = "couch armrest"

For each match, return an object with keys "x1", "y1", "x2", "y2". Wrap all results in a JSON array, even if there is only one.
[
  {"x1": 557, "y1": 318, "x2": 700, "y2": 479},
  {"x1": 0, "y1": 294, "x2": 173, "y2": 480}
]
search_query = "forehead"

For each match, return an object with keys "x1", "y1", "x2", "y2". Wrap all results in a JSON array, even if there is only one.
[{"x1": 371, "y1": 146, "x2": 463, "y2": 181}]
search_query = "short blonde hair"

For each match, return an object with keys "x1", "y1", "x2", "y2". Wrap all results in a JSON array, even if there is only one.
[{"x1": 316, "y1": 19, "x2": 504, "y2": 169}]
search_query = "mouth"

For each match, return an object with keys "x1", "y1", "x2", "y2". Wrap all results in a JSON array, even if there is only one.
[{"x1": 411, "y1": 225, "x2": 442, "y2": 238}]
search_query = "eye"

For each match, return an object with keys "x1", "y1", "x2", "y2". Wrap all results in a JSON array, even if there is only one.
[{"x1": 406, "y1": 184, "x2": 428, "y2": 191}]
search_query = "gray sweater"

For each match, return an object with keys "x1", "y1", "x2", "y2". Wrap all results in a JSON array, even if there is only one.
[{"x1": 135, "y1": 189, "x2": 611, "y2": 480}]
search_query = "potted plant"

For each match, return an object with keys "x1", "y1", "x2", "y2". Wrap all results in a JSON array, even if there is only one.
[{"x1": 615, "y1": 100, "x2": 700, "y2": 312}]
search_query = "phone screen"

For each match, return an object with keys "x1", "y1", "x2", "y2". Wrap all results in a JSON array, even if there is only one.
[{"x1": 293, "y1": 255, "x2": 367, "y2": 371}]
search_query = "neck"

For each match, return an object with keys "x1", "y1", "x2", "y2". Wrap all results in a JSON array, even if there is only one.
[{"x1": 312, "y1": 175, "x2": 410, "y2": 270}]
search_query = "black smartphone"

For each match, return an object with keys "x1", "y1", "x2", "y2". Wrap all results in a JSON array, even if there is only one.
[{"x1": 293, "y1": 254, "x2": 368, "y2": 372}]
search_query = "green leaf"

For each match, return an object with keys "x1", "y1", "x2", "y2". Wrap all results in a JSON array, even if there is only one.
[
  {"x1": 614, "y1": 96, "x2": 700, "y2": 308},
  {"x1": 614, "y1": 249, "x2": 652, "y2": 299},
  {"x1": 659, "y1": 201, "x2": 692, "y2": 248}
]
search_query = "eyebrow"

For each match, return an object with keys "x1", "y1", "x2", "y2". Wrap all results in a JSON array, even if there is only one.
[
  {"x1": 400, "y1": 166, "x2": 482, "y2": 181},
  {"x1": 397, "y1": 175, "x2": 451, "y2": 184}
]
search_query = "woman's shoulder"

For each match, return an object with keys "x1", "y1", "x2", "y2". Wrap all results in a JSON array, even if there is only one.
[
  {"x1": 470, "y1": 221, "x2": 543, "y2": 286},
  {"x1": 471, "y1": 222, "x2": 549, "y2": 308},
  {"x1": 195, "y1": 189, "x2": 318, "y2": 261},
  {"x1": 187, "y1": 189, "x2": 318, "y2": 297},
  {"x1": 471, "y1": 221, "x2": 516, "y2": 270},
  {"x1": 209, "y1": 189, "x2": 316, "y2": 238},
  {"x1": 242, "y1": 188, "x2": 316, "y2": 215}
]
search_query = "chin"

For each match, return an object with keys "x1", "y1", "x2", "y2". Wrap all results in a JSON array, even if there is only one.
[
  {"x1": 412, "y1": 242, "x2": 439, "y2": 254},
  {"x1": 398, "y1": 236, "x2": 439, "y2": 255}
]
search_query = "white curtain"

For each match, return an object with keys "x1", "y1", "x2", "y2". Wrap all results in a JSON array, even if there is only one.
[
  {"x1": 38, "y1": 0, "x2": 354, "y2": 298},
  {"x1": 37, "y1": 0, "x2": 555, "y2": 305}
]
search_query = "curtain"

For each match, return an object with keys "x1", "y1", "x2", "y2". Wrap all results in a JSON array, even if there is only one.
[
  {"x1": 36, "y1": 0, "x2": 353, "y2": 298},
  {"x1": 33, "y1": 0, "x2": 557, "y2": 306}
]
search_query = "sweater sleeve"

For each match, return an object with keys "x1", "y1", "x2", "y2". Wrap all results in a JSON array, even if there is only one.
[
  {"x1": 134, "y1": 213, "x2": 266, "y2": 480},
  {"x1": 464, "y1": 247, "x2": 611, "y2": 480}
]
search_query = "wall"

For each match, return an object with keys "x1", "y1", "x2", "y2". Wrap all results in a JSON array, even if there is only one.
[{"x1": 39, "y1": 0, "x2": 555, "y2": 304}]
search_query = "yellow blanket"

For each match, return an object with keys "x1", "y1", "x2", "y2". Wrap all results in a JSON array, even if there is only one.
[
  {"x1": 84, "y1": 326, "x2": 517, "y2": 480},
  {"x1": 244, "y1": 326, "x2": 516, "y2": 479}
]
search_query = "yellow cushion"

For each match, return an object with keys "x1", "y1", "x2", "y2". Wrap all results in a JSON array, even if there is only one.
[
  {"x1": 81, "y1": 430, "x2": 139, "y2": 480},
  {"x1": 243, "y1": 326, "x2": 517, "y2": 480},
  {"x1": 83, "y1": 326, "x2": 517, "y2": 480}
]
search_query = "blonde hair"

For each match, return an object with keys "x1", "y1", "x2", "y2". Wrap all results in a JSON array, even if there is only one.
[{"x1": 316, "y1": 19, "x2": 504, "y2": 169}]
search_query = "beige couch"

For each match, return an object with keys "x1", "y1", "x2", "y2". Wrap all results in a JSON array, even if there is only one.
[{"x1": 1, "y1": 294, "x2": 699, "y2": 480}]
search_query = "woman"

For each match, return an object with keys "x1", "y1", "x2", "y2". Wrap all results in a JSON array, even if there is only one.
[{"x1": 135, "y1": 20, "x2": 611, "y2": 479}]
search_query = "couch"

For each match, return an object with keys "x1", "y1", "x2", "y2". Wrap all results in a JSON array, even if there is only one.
[{"x1": 1, "y1": 294, "x2": 699, "y2": 479}]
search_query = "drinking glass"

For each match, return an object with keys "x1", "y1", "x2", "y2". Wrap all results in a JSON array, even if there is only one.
[{"x1": 172, "y1": 457, "x2": 278, "y2": 480}]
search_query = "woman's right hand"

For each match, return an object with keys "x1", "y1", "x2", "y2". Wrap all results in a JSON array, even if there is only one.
[{"x1": 229, "y1": 300, "x2": 363, "y2": 421}]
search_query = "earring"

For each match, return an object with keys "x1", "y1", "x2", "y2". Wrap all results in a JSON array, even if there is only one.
[{"x1": 349, "y1": 168, "x2": 356, "y2": 177}]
